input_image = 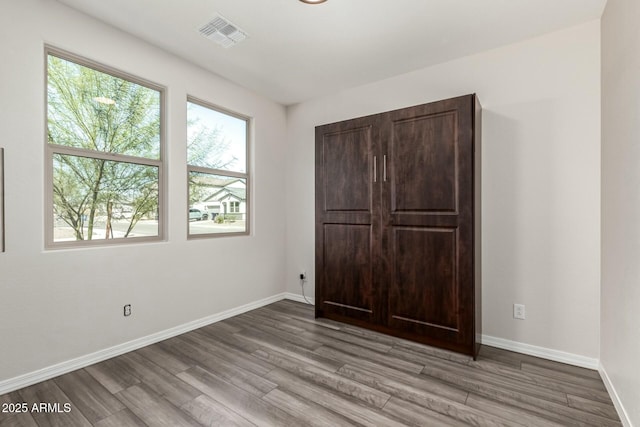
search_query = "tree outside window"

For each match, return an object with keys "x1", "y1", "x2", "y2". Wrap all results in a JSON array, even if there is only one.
[{"x1": 46, "y1": 49, "x2": 164, "y2": 246}]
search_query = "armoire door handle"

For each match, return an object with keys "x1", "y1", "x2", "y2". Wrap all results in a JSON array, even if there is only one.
[
  {"x1": 373, "y1": 156, "x2": 377, "y2": 183},
  {"x1": 383, "y1": 155, "x2": 387, "y2": 182}
]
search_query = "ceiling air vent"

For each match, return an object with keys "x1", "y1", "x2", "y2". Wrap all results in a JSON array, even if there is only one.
[{"x1": 197, "y1": 15, "x2": 247, "y2": 48}]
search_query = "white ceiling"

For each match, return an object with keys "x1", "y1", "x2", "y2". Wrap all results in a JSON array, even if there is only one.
[{"x1": 56, "y1": 0, "x2": 607, "y2": 105}]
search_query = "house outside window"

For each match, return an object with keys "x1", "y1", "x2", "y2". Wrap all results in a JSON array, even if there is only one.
[
  {"x1": 45, "y1": 47, "x2": 164, "y2": 248},
  {"x1": 187, "y1": 97, "x2": 249, "y2": 237}
]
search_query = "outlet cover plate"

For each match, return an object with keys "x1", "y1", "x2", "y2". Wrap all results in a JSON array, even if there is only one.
[{"x1": 513, "y1": 303, "x2": 525, "y2": 320}]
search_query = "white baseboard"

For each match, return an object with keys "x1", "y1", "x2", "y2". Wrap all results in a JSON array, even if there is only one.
[
  {"x1": 0, "y1": 292, "x2": 289, "y2": 395},
  {"x1": 283, "y1": 292, "x2": 315, "y2": 305},
  {"x1": 480, "y1": 334, "x2": 600, "y2": 370},
  {"x1": 599, "y1": 363, "x2": 633, "y2": 427}
]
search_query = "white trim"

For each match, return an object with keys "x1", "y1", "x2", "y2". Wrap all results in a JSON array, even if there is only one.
[
  {"x1": 283, "y1": 292, "x2": 315, "y2": 305},
  {"x1": 0, "y1": 292, "x2": 288, "y2": 395},
  {"x1": 480, "y1": 334, "x2": 599, "y2": 370},
  {"x1": 599, "y1": 362, "x2": 633, "y2": 427}
]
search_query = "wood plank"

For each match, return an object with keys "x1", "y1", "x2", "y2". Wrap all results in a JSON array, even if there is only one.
[
  {"x1": 85, "y1": 357, "x2": 141, "y2": 394},
  {"x1": 156, "y1": 338, "x2": 202, "y2": 367},
  {"x1": 270, "y1": 299, "x2": 314, "y2": 315},
  {"x1": 420, "y1": 355, "x2": 569, "y2": 405},
  {"x1": 195, "y1": 325, "x2": 263, "y2": 353},
  {"x1": 164, "y1": 336, "x2": 277, "y2": 398},
  {"x1": 421, "y1": 364, "x2": 621, "y2": 426},
  {"x1": 231, "y1": 316, "x2": 323, "y2": 351},
  {"x1": 259, "y1": 305, "x2": 343, "y2": 331},
  {"x1": 336, "y1": 362, "x2": 467, "y2": 405},
  {"x1": 481, "y1": 346, "x2": 601, "y2": 380},
  {"x1": 524, "y1": 359, "x2": 602, "y2": 380},
  {"x1": 53, "y1": 369, "x2": 124, "y2": 424},
  {"x1": 251, "y1": 306, "x2": 304, "y2": 323},
  {"x1": 252, "y1": 348, "x2": 390, "y2": 408},
  {"x1": 200, "y1": 319, "x2": 244, "y2": 335},
  {"x1": 262, "y1": 388, "x2": 356, "y2": 427},
  {"x1": 115, "y1": 384, "x2": 199, "y2": 427},
  {"x1": 382, "y1": 396, "x2": 484, "y2": 427},
  {"x1": 264, "y1": 368, "x2": 408, "y2": 427},
  {"x1": 184, "y1": 330, "x2": 275, "y2": 376},
  {"x1": 476, "y1": 346, "x2": 522, "y2": 369},
  {"x1": 338, "y1": 324, "x2": 408, "y2": 347},
  {"x1": 177, "y1": 366, "x2": 298, "y2": 427},
  {"x1": 93, "y1": 408, "x2": 146, "y2": 427},
  {"x1": 314, "y1": 338, "x2": 424, "y2": 374},
  {"x1": 236, "y1": 329, "x2": 345, "y2": 372},
  {"x1": 465, "y1": 393, "x2": 567, "y2": 427},
  {"x1": 301, "y1": 327, "x2": 393, "y2": 354},
  {"x1": 116, "y1": 352, "x2": 202, "y2": 407},
  {"x1": 0, "y1": 410, "x2": 39, "y2": 427},
  {"x1": 0, "y1": 415, "x2": 39, "y2": 427},
  {"x1": 567, "y1": 394, "x2": 620, "y2": 421},
  {"x1": 337, "y1": 364, "x2": 516, "y2": 426},
  {"x1": 251, "y1": 308, "x2": 342, "y2": 335},
  {"x1": 241, "y1": 312, "x2": 309, "y2": 335},
  {"x1": 134, "y1": 342, "x2": 193, "y2": 375},
  {"x1": 17, "y1": 380, "x2": 91, "y2": 427},
  {"x1": 474, "y1": 390, "x2": 622, "y2": 427},
  {"x1": 180, "y1": 394, "x2": 255, "y2": 427},
  {"x1": 467, "y1": 357, "x2": 614, "y2": 404},
  {"x1": 389, "y1": 341, "x2": 472, "y2": 365},
  {"x1": 0, "y1": 391, "x2": 23, "y2": 404},
  {"x1": 316, "y1": 345, "x2": 465, "y2": 402},
  {"x1": 0, "y1": 391, "x2": 38, "y2": 427},
  {"x1": 520, "y1": 363, "x2": 607, "y2": 391},
  {"x1": 217, "y1": 316, "x2": 253, "y2": 332}
]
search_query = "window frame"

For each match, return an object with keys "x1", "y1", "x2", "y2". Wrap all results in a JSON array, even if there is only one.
[
  {"x1": 186, "y1": 96, "x2": 250, "y2": 239},
  {"x1": 44, "y1": 46, "x2": 166, "y2": 249}
]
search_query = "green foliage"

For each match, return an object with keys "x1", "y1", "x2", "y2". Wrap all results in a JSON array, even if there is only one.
[{"x1": 48, "y1": 54, "x2": 161, "y2": 241}]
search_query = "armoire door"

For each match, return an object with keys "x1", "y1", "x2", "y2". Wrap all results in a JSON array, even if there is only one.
[
  {"x1": 315, "y1": 115, "x2": 382, "y2": 325},
  {"x1": 381, "y1": 95, "x2": 479, "y2": 354},
  {"x1": 315, "y1": 94, "x2": 481, "y2": 357}
]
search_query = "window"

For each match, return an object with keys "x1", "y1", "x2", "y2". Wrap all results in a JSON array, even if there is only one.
[
  {"x1": 187, "y1": 98, "x2": 249, "y2": 237},
  {"x1": 46, "y1": 48, "x2": 164, "y2": 247}
]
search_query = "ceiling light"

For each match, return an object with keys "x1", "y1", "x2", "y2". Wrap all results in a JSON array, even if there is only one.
[{"x1": 299, "y1": 0, "x2": 327, "y2": 4}]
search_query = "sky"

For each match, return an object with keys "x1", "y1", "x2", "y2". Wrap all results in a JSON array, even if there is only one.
[{"x1": 187, "y1": 101, "x2": 247, "y2": 173}]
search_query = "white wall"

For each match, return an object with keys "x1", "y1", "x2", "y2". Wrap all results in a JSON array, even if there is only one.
[
  {"x1": 601, "y1": 0, "x2": 640, "y2": 424},
  {"x1": 0, "y1": 0, "x2": 287, "y2": 383},
  {"x1": 286, "y1": 21, "x2": 601, "y2": 360}
]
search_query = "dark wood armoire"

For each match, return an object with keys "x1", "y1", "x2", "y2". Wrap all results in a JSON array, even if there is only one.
[{"x1": 315, "y1": 94, "x2": 481, "y2": 357}]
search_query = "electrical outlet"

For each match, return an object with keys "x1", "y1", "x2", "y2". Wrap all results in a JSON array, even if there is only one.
[
  {"x1": 299, "y1": 271, "x2": 306, "y2": 281},
  {"x1": 513, "y1": 303, "x2": 525, "y2": 320},
  {"x1": 124, "y1": 304, "x2": 132, "y2": 317}
]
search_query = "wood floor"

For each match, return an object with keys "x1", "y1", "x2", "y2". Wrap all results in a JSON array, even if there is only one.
[{"x1": 0, "y1": 300, "x2": 621, "y2": 426}]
